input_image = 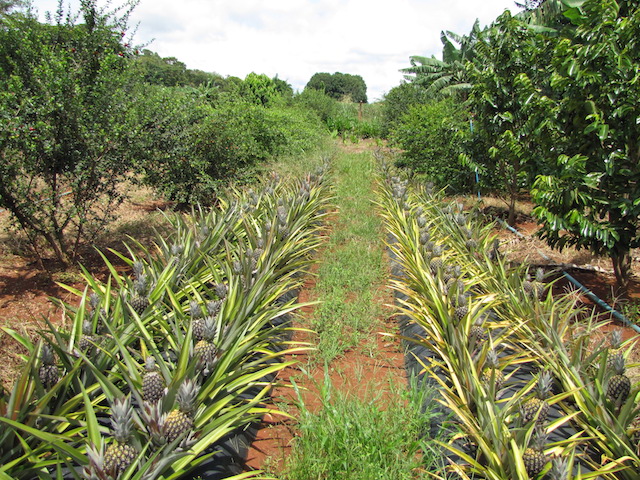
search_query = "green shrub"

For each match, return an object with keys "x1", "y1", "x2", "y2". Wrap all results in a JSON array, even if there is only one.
[
  {"x1": 390, "y1": 97, "x2": 473, "y2": 192},
  {"x1": 130, "y1": 87, "x2": 326, "y2": 205}
]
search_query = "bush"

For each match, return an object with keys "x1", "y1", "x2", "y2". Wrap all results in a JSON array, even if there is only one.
[
  {"x1": 131, "y1": 87, "x2": 326, "y2": 205},
  {"x1": 381, "y1": 82, "x2": 430, "y2": 137},
  {"x1": 390, "y1": 97, "x2": 473, "y2": 192},
  {"x1": 0, "y1": 3, "x2": 138, "y2": 266}
]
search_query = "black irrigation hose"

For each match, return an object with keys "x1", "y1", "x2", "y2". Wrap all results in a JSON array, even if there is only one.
[{"x1": 497, "y1": 218, "x2": 640, "y2": 335}]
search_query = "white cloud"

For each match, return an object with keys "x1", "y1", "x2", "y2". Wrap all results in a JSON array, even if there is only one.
[{"x1": 34, "y1": 0, "x2": 517, "y2": 101}]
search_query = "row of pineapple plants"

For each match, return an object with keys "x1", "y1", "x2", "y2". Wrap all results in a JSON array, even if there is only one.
[
  {"x1": 376, "y1": 164, "x2": 639, "y2": 479},
  {"x1": 0, "y1": 164, "x2": 332, "y2": 480}
]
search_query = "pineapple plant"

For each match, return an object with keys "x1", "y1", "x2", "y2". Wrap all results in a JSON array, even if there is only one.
[
  {"x1": 607, "y1": 354, "x2": 631, "y2": 405},
  {"x1": 104, "y1": 396, "x2": 137, "y2": 478},
  {"x1": 522, "y1": 430, "x2": 548, "y2": 478},
  {"x1": 39, "y1": 344, "x2": 59, "y2": 389},
  {"x1": 194, "y1": 315, "x2": 218, "y2": 371},
  {"x1": 142, "y1": 357, "x2": 165, "y2": 404},
  {"x1": 481, "y1": 349, "x2": 504, "y2": 393},
  {"x1": 165, "y1": 379, "x2": 199, "y2": 443},
  {"x1": 521, "y1": 370, "x2": 553, "y2": 425}
]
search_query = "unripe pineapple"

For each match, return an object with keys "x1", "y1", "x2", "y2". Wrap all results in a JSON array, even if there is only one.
[
  {"x1": 454, "y1": 294, "x2": 468, "y2": 321},
  {"x1": 481, "y1": 349, "x2": 504, "y2": 393},
  {"x1": 606, "y1": 329, "x2": 624, "y2": 371},
  {"x1": 469, "y1": 319, "x2": 488, "y2": 345},
  {"x1": 39, "y1": 344, "x2": 59, "y2": 389},
  {"x1": 206, "y1": 299, "x2": 222, "y2": 317},
  {"x1": 277, "y1": 205, "x2": 287, "y2": 226},
  {"x1": 189, "y1": 299, "x2": 203, "y2": 319},
  {"x1": 214, "y1": 282, "x2": 228, "y2": 299},
  {"x1": 78, "y1": 320, "x2": 95, "y2": 354},
  {"x1": 521, "y1": 370, "x2": 553, "y2": 425},
  {"x1": 142, "y1": 357, "x2": 165, "y2": 404},
  {"x1": 165, "y1": 379, "x2": 199, "y2": 443},
  {"x1": 194, "y1": 316, "x2": 218, "y2": 371},
  {"x1": 419, "y1": 230, "x2": 430, "y2": 246},
  {"x1": 104, "y1": 396, "x2": 137, "y2": 478},
  {"x1": 89, "y1": 292, "x2": 107, "y2": 334},
  {"x1": 607, "y1": 355, "x2": 631, "y2": 404},
  {"x1": 430, "y1": 256, "x2": 444, "y2": 274},
  {"x1": 129, "y1": 274, "x2": 150, "y2": 315},
  {"x1": 522, "y1": 430, "x2": 548, "y2": 478}
]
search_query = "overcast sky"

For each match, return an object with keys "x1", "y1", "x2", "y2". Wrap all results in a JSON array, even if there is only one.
[{"x1": 34, "y1": 0, "x2": 519, "y2": 101}]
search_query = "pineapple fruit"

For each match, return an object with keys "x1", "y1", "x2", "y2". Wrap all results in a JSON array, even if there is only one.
[
  {"x1": 39, "y1": 344, "x2": 59, "y2": 389},
  {"x1": 142, "y1": 357, "x2": 165, "y2": 404},
  {"x1": 521, "y1": 370, "x2": 553, "y2": 425},
  {"x1": 606, "y1": 329, "x2": 624, "y2": 371},
  {"x1": 78, "y1": 320, "x2": 95, "y2": 355},
  {"x1": 104, "y1": 396, "x2": 137, "y2": 477},
  {"x1": 165, "y1": 379, "x2": 199, "y2": 443},
  {"x1": 607, "y1": 355, "x2": 631, "y2": 405},
  {"x1": 194, "y1": 315, "x2": 218, "y2": 371},
  {"x1": 522, "y1": 430, "x2": 548, "y2": 478},
  {"x1": 129, "y1": 274, "x2": 150, "y2": 315},
  {"x1": 481, "y1": 349, "x2": 504, "y2": 393},
  {"x1": 454, "y1": 294, "x2": 468, "y2": 321}
]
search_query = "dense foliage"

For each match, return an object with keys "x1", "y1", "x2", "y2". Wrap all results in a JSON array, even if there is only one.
[
  {"x1": 0, "y1": 1, "x2": 138, "y2": 266},
  {"x1": 532, "y1": 0, "x2": 640, "y2": 287},
  {"x1": 0, "y1": 1, "x2": 336, "y2": 266},
  {"x1": 392, "y1": 0, "x2": 639, "y2": 287},
  {"x1": 390, "y1": 97, "x2": 472, "y2": 192},
  {"x1": 305, "y1": 71, "x2": 368, "y2": 103}
]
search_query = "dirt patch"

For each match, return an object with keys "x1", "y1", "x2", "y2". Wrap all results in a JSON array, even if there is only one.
[{"x1": 0, "y1": 187, "x2": 171, "y2": 390}]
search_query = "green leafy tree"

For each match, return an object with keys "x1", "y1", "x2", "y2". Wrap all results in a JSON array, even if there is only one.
[
  {"x1": 0, "y1": 0, "x2": 25, "y2": 15},
  {"x1": 305, "y1": 72, "x2": 368, "y2": 103},
  {"x1": 381, "y1": 81, "x2": 430, "y2": 137},
  {"x1": 0, "y1": 0, "x2": 138, "y2": 267},
  {"x1": 240, "y1": 72, "x2": 281, "y2": 106},
  {"x1": 532, "y1": 0, "x2": 640, "y2": 288},
  {"x1": 466, "y1": 11, "x2": 555, "y2": 226}
]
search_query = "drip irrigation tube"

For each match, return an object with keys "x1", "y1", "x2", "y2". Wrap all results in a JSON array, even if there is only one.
[{"x1": 498, "y1": 218, "x2": 640, "y2": 335}]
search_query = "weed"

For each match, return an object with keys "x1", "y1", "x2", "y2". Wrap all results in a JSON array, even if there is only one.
[{"x1": 282, "y1": 372, "x2": 449, "y2": 480}]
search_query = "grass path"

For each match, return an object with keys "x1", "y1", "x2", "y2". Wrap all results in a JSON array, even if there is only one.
[{"x1": 245, "y1": 144, "x2": 445, "y2": 479}]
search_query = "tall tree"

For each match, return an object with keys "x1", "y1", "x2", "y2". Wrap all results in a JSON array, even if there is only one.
[
  {"x1": 466, "y1": 11, "x2": 555, "y2": 226},
  {"x1": 532, "y1": 0, "x2": 640, "y2": 288},
  {"x1": 0, "y1": 0, "x2": 139, "y2": 267},
  {"x1": 305, "y1": 72, "x2": 367, "y2": 103}
]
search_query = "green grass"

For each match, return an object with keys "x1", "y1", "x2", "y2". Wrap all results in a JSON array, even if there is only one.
[
  {"x1": 311, "y1": 151, "x2": 387, "y2": 364},
  {"x1": 281, "y1": 373, "x2": 448, "y2": 480}
]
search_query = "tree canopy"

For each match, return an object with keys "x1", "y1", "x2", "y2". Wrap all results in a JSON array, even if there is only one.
[{"x1": 305, "y1": 72, "x2": 368, "y2": 103}]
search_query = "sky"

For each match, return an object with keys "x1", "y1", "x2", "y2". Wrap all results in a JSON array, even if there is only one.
[{"x1": 34, "y1": 0, "x2": 519, "y2": 102}]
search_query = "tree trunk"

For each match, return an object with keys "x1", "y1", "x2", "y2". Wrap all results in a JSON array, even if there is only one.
[{"x1": 611, "y1": 247, "x2": 631, "y2": 291}]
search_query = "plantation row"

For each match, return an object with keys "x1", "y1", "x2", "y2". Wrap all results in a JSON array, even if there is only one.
[
  {"x1": 0, "y1": 167, "x2": 332, "y2": 479},
  {"x1": 377, "y1": 166, "x2": 639, "y2": 479}
]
